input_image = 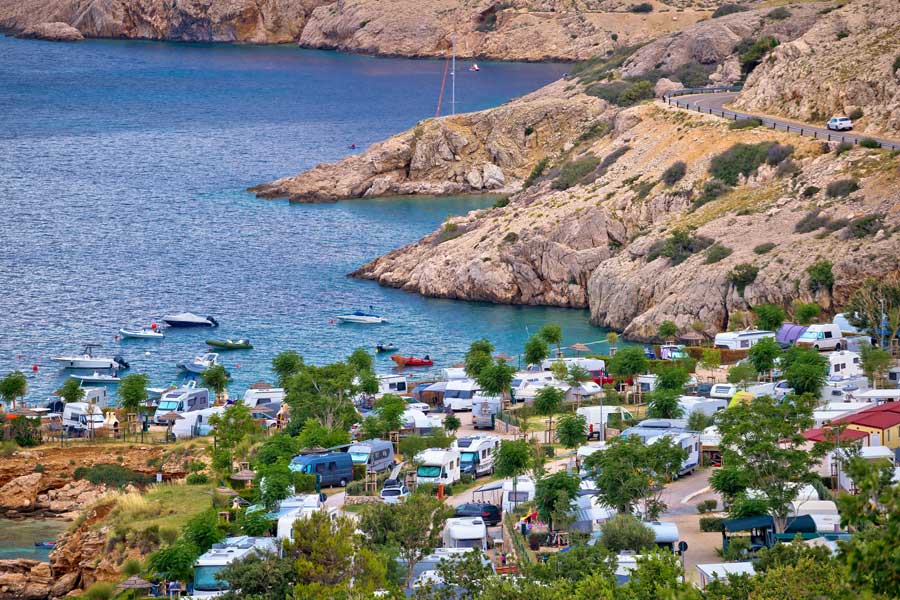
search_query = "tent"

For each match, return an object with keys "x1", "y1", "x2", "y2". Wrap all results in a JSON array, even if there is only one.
[
  {"x1": 728, "y1": 391, "x2": 754, "y2": 408},
  {"x1": 776, "y1": 323, "x2": 808, "y2": 346}
]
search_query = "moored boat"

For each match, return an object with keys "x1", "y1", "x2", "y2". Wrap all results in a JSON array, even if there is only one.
[
  {"x1": 335, "y1": 310, "x2": 387, "y2": 324},
  {"x1": 177, "y1": 352, "x2": 220, "y2": 374},
  {"x1": 119, "y1": 327, "x2": 164, "y2": 339},
  {"x1": 375, "y1": 343, "x2": 399, "y2": 353},
  {"x1": 52, "y1": 345, "x2": 128, "y2": 370},
  {"x1": 163, "y1": 312, "x2": 219, "y2": 328},
  {"x1": 70, "y1": 372, "x2": 121, "y2": 384},
  {"x1": 206, "y1": 338, "x2": 253, "y2": 350},
  {"x1": 390, "y1": 355, "x2": 433, "y2": 367}
]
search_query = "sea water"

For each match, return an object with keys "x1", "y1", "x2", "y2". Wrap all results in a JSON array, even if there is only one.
[{"x1": 0, "y1": 36, "x2": 610, "y2": 401}]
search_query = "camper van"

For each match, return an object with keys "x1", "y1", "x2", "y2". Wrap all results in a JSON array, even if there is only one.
[
  {"x1": 377, "y1": 374, "x2": 408, "y2": 396},
  {"x1": 192, "y1": 536, "x2": 279, "y2": 597},
  {"x1": 443, "y1": 379, "x2": 480, "y2": 412},
  {"x1": 348, "y1": 439, "x2": 395, "y2": 473},
  {"x1": 471, "y1": 394, "x2": 500, "y2": 429},
  {"x1": 288, "y1": 452, "x2": 354, "y2": 488},
  {"x1": 275, "y1": 494, "x2": 334, "y2": 541},
  {"x1": 442, "y1": 517, "x2": 488, "y2": 550},
  {"x1": 713, "y1": 330, "x2": 776, "y2": 350},
  {"x1": 636, "y1": 374, "x2": 657, "y2": 394},
  {"x1": 152, "y1": 386, "x2": 210, "y2": 425},
  {"x1": 62, "y1": 402, "x2": 105, "y2": 434},
  {"x1": 241, "y1": 387, "x2": 285, "y2": 410},
  {"x1": 501, "y1": 476, "x2": 536, "y2": 513},
  {"x1": 646, "y1": 432, "x2": 700, "y2": 477},
  {"x1": 172, "y1": 406, "x2": 226, "y2": 439},
  {"x1": 415, "y1": 448, "x2": 460, "y2": 486},
  {"x1": 797, "y1": 324, "x2": 845, "y2": 351},
  {"x1": 452, "y1": 436, "x2": 499, "y2": 477},
  {"x1": 577, "y1": 406, "x2": 634, "y2": 439}
]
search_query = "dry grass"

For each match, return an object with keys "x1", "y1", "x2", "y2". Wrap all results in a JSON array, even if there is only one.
[
  {"x1": 110, "y1": 482, "x2": 215, "y2": 533},
  {"x1": 678, "y1": 182, "x2": 781, "y2": 228}
]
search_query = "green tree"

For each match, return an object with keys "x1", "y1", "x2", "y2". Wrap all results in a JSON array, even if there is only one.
[
  {"x1": 793, "y1": 302, "x2": 820, "y2": 325},
  {"x1": 844, "y1": 274, "x2": 900, "y2": 344},
  {"x1": 256, "y1": 460, "x2": 294, "y2": 509},
  {"x1": 699, "y1": 348, "x2": 721, "y2": 373},
  {"x1": 255, "y1": 432, "x2": 300, "y2": 467},
  {"x1": 202, "y1": 364, "x2": 230, "y2": 404},
  {"x1": 216, "y1": 552, "x2": 296, "y2": 600},
  {"x1": 566, "y1": 364, "x2": 592, "y2": 408},
  {"x1": 597, "y1": 514, "x2": 655, "y2": 553},
  {"x1": 859, "y1": 342, "x2": 892, "y2": 387},
  {"x1": 295, "y1": 418, "x2": 350, "y2": 450},
  {"x1": 534, "y1": 386, "x2": 564, "y2": 443},
  {"x1": 534, "y1": 471, "x2": 581, "y2": 531},
  {"x1": 715, "y1": 394, "x2": 822, "y2": 532},
  {"x1": 657, "y1": 320, "x2": 678, "y2": 340},
  {"x1": 538, "y1": 324, "x2": 564, "y2": 358},
  {"x1": 709, "y1": 464, "x2": 750, "y2": 506},
  {"x1": 347, "y1": 347, "x2": 374, "y2": 374},
  {"x1": 0, "y1": 371, "x2": 28, "y2": 412},
  {"x1": 783, "y1": 347, "x2": 828, "y2": 396},
  {"x1": 443, "y1": 413, "x2": 461, "y2": 435},
  {"x1": 524, "y1": 335, "x2": 550, "y2": 368},
  {"x1": 495, "y1": 439, "x2": 533, "y2": 511},
  {"x1": 283, "y1": 358, "x2": 363, "y2": 433},
  {"x1": 556, "y1": 413, "x2": 588, "y2": 450},
  {"x1": 727, "y1": 362, "x2": 756, "y2": 389},
  {"x1": 607, "y1": 346, "x2": 649, "y2": 382},
  {"x1": 184, "y1": 508, "x2": 226, "y2": 552},
  {"x1": 272, "y1": 350, "x2": 304, "y2": 388},
  {"x1": 646, "y1": 388, "x2": 684, "y2": 419},
  {"x1": 686, "y1": 410, "x2": 710, "y2": 433},
  {"x1": 148, "y1": 539, "x2": 199, "y2": 583},
  {"x1": 476, "y1": 359, "x2": 516, "y2": 410},
  {"x1": 10, "y1": 416, "x2": 41, "y2": 447},
  {"x1": 208, "y1": 402, "x2": 259, "y2": 472},
  {"x1": 361, "y1": 394, "x2": 407, "y2": 439},
  {"x1": 58, "y1": 378, "x2": 85, "y2": 404},
  {"x1": 747, "y1": 337, "x2": 782, "y2": 377},
  {"x1": 752, "y1": 304, "x2": 785, "y2": 331},
  {"x1": 806, "y1": 260, "x2": 834, "y2": 294},
  {"x1": 654, "y1": 364, "x2": 689, "y2": 392},
  {"x1": 464, "y1": 339, "x2": 495, "y2": 379},
  {"x1": 117, "y1": 373, "x2": 149, "y2": 416},
  {"x1": 606, "y1": 331, "x2": 619, "y2": 354}
]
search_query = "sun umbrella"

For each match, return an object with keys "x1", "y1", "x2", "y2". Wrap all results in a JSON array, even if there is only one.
[
  {"x1": 230, "y1": 468, "x2": 256, "y2": 482},
  {"x1": 117, "y1": 575, "x2": 152, "y2": 590},
  {"x1": 156, "y1": 411, "x2": 184, "y2": 422},
  {"x1": 568, "y1": 343, "x2": 591, "y2": 354}
]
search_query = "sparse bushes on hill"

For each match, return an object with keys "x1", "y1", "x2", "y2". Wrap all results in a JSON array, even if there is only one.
[
  {"x1": 847, "y1": 214, "x2": 884, "y2": 238},
  {"x1": 807, "y1": 260, "x2": 834, "y2": 293},
  {"x1": 587, "y1": 79, "x2": 653, "y2": 107},
  {"x1": 647, "y1": 229, "x2": 713, "y2": 265},
  {"x1": 802, "y1": 186, "x2": 820, "y2": 198},
  {"x1": 766, "y1": 143, "x2": 794, "y2": 166},
  {"x1": 737, "y1": 36, "x2": 779, "y2": 75},
  {"x1": 629, "y1": 2, "x2": 653, "y2": 13},
  {"x1": 709, "y1": 142, "x2": 774, "y2": 186},
  {"x1": 894, "y1": 55, "x2": 900, "y2": 74},
  {"x1": 525, "y1": 157, "x2": 550, "y2": 188},
  {"x1": 753, "y1": 242, "x2": 776, "y2": 255},
  {"x1": 660, "y1": 161, "x2": 687, "y2": 186},
  {"x1": 766, "y1": 7, "x2": 791, "y2": 20},
  {"x1": 729, "y1": 118, "x2": 762, "y2": 130},
  {"x1": 438, "y1": 221, "x2": 463, "y2": 243},
  {"x1": 849, "y1": 108, "x2": 864, "y2": 121},
  {"x1": 834, "y1": 142, "x2": 854, "y2": 155},
  {"x1": 728, "y1": 263, "x2": 759, "y2": 295},
  {"x1": 572, "y1": 45, "x2": 643, "y2": 84},
  {"x1": 705, "y1": 243, "x2": 733, "y2": 264},
  {"x1": 492, "y1": 196, "x2": 510, "y2": 209},
  {"x1": 859, "y1": 138, "x2": 880, "y2": 149},
  {"x1": 74, "y1": 464, "x2": 151, "y2": 488},
  {"x1": 552, "y1": 155, "x2": 601, "y2": 190},
  {"x1": 694, "y1": 179, "x2": 729, "y2": 209},
  {"x1": 776, "y1": 158, "x2": 799, "y2": 178},
  {"x1": 826, "y1": 178, "x2": 859, "y2": 198},
  {"x1": 672, "y1": 61, "x2": 714, "y2": 88},
  {"x1": 712, "y1": 4, "x2": 747, "y2": 18}
]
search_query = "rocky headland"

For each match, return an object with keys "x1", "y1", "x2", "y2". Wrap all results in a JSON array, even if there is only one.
[{"x1": 15, "y1": 21, "x2": 83, "y2": 41}]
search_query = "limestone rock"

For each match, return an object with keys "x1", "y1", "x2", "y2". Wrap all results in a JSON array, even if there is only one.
[
  {"x1": 0, "y1": 559, "x2": 52, "y2": 600},
  {"x1": 482, "y1": 164, "x2": 505, "y2": 189},
  {"x1": 0, "y1": 474, "x2": 43, "y2": 511},
  {"x1": 16, "y1": 22, "x2": 83, "y2": 42},
  {"x1": 654, "y1": 78, "x2": 683, "y2": 98}
]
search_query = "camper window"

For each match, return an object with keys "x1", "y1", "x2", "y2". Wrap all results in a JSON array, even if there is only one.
[
  {"x1": 456, "y1": 538, "x2": 484, "y2": 549},
  {"x1": 328, "y1": 462, "x2": 336, "y2": 471},
  {"x1": 350, "y1": 452, "x2": 370, "y2": 464},
  {"x1": 508, "y1": 491, "x2": 529, "y2": 502},
  {"x1": 460, "y1": 452, "x2": 477, "y2": 464},
  {"x1": 824, "y1": 331, "x2": 833, "y2": 339},
  {"x1": 194, "y1": 566, "x2": 227, "y2": 592},
  {"x1": 418, "y1": 465, "x2": 441, "y2": 478},
  {"x1": 315, "y1": 463, "x2": 327, "y2": 474},
  {"x1": 741, "y1": 341, "x2": 750, "y2": 348}
]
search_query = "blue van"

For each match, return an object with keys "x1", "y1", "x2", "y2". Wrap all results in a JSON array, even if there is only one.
[{"x1": 289, "y1": 452, "x2": 353, "y2": 488}]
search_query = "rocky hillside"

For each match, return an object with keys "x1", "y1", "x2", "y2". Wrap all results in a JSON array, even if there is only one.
[{"x1": 733, "y1": 0, "x2": 900, "y2": 136}]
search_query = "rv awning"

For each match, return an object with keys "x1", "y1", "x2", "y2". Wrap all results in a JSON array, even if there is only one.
[
  {"x1": 722, "y1": 515, "x2": 774, "y2": 532},
  {"x1": 472, "y1": 481, "x2": 505, "y2": 493},
  {"x1": 424, "y1": 381, "x2": 449, "y2": 393},
  {"x1": 852, "y1": 389, "x2": 900, "y2": 400}
]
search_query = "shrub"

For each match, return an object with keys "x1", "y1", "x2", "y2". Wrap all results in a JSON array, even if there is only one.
[
  {"x1": 83, "y1": 581, "x2": 116, "y2": 600},
  {"x1": 802, "y1": 186, "x2": 820, "y2": 198},
  {"x1": 713, "y1": 4, "x2": 747, "y2": 18},
  {"x1": 849, "y1": 108, "x2": 864, "y2": 120},
  {"x1": 293, "y1": 472, "x2": 317, "y2": 493},
  {"x1": 552, "y1": 156, "x2": 600, "y2": 190},
  {"x1": 573, "y1": 44, "x2": 643, "y2": 84},
  {"x1": 765, "y1": 143, "x2": 793, "y2": 165},
  {"x1": 672, "y1": 61, "x2": 714, "y2": 88},
  {"x1": 524, "y1": 126, "x2": 534, "y2": 136},
  {"x1": 767, "y1": 7, "x2": 791, "y2": 20},
  {"x1": 753, "y1": 304, "x2": 785, "y2": 331},
  {"x1": 586, "y1": 80, "x2": 634, "y2": 104},
  {"x1": 894, "y1": 55, "x2": 900, "y2": 74},
  {"x1": 697, "y1": 499, "x2": 718, "y2": 514},
  {"x1": 599, "y1": 514, "x2": 656, "y2": 553},
  {"x1": 709, "y1": 142, "x2": 774, "y2": 186},
  {"x1": 525, "y1": 157, "x2": 550, "y2": 188},
  {"x1": 596, "y1": 146, "x2": 631, "y2": 177},
  {"x1": 847, "y1": 214, "x2": 884, "y2": 238},
  {"x1": 836, "y1": 30, "x2": 849, "y2": 40},
  {"x1": 728, "y1": 117, "x2": 762, "y2": 130},
  {"x1": 122, "y1": 558, "x2": 143, "y2": 577},
  {"x1": 492, "y1": 196, "x2": 510, "y2": 209},
  {"x1": 826, "y1": 178, "x2": 859, "y2": 198},
  {"x1": 794, "y1": 302, "x2": 821, "y2": 325},
  {"x1": 776, "y1": 158, "x2": 799, "y2": 177},
  {"x1": 835, "y1": 141, "x2": 854, "y2": 155},
  {"x1": 737, "y1": 36, "x2": 779, "y2": 74},
  {"x1": 34, "y1": 464, "x2": 45, "y2": 473},
  {"x1": 437, "y1": 221, "x2": 462, "y2": 243},
  {"x1": 0, "y1": 441, "x2": 17, "y2": 458},
  {"x1": 695, "y1": 179, "x2": 729, "y2": 208},
  {"x1": 647, "y1": 229, "x2": 712, "y2": 265},
  {"x1": 660, "y1": 161, "x2": 687, "y2": 185},
  {"x1": 705, "y1": 243, "x2": 733, "y2": 264},
  {"x1": 186, "y1": 473, "x2": 209, "y2": 485},
  {"x1": 728, "y1": 263, "x2": 759, "y2": 295},
  {"x1": 73, "y1": 464, "x2": 150, "y2": 488},
  {"x1": 10, "y1": 416, "x2": 41, "y2": 447},
  {"x1": 629, "y1": 2, "x2": 653, "y2": 13},
  {"x1": 699, "y1": 516, "x2": 725, "y2": 532},
  {"x1": 795, "y1": 210, "x2": 830, "y2": 233},
  {"x1": 859, "y1": 137, "x2": 880, "y2": 149},
  {"x1": 807, "y1": 260, "x2": 834, "y2": 293},
  {"x1": 753, "y1": 242, "x2": 776, "y2": 255},
  {"x1": 619, "y1": 80, "x2": 654, "y2": 106},
  {"x1": 503, "y1": 231, "x2": 519, "y2": 243}
]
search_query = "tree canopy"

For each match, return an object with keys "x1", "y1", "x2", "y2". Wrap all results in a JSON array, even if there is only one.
[
  {"x1": 524, "y1": 335, "x2": 550, "y2": 367},
  {"x1": 607, "y1": 346, "x2": 648, "y2": 380}
]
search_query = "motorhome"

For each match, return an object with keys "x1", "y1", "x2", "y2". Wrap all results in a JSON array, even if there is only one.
[
  {"x1": 414, "y1": 448, "x2": 460, "y2": 486},
  {"x1": 172, "y1": 406, "x2": 226, "y2": 439},
  {"x1": 288, "y1": 452, "x2": 354, "y2": 488},
  {"x1": 709, "y1": 383, "x2": 739, "y2": 400},
  {"x1": 501, "y1": 476, "x2": 535, "y2": 513},
  {"x1": 636, "y1": 374, "x2": 657, "y2": 394},
  {"x1": 471, "y1": 394, "x2": 500, "y2": 429},
  {"x1": 275, "y1": 494, "x2": 334, "y2": 541},
  {"x1": 797, "y1": 324, "x2": 845, "y2": 351},
  {"x1": 576, "y1": 405, "x2": 635, "y2": 439},
  {"x1": 241, "y1": 387, "x2": 285, "y2": 410},
  {"x1": 152, "y1": 386, "x2": 210, "y2": 425},
  {"x1": 348, "y1": 439, "x2": 395, "y2": 474},
  {"x1": 713, "y1": 330, "x2": 776, "y2": 350},
  {"x1": 377, "y1": 374, "x2": 408, "y2": 396},
  {"x1": 82, "y1": 387, "x2": 109, "y2": 409},
  {"x1": 828, "y1": 351, "x2": 862, "y2": 379},
  {"x1": 452, "y1": 435, "x2": 499, "y2": 478},
  {"x1": 61, "y1": 402, "x2": 105, "y2": 434},
  {"x1": 647, "y1": 431, "x2": 700, "y2": 477},
  {"x1": 539, "y1": 357, "x2": 605, "y2": 376},
  {"x1": 677, "y1": 396, "x2": 726, "y2": 418},
  {"x1": 191, "y1": 536, "x2": 278, "y2": 597},
  {"x1": 442, "y1": 517, "x2": 488, "y2": 550},
  {"x1": 511, "y1": 371, "x2": 560, "y2": 397},
  {"x1": 407, "y1": 548, "x2": 493, "y2": 592},
  {"x1": 442, "y1": 379, "x2": 480, "y2": 412},
  {"x1": 571, "y1": 494, "x2": 616, "y2": 533}
]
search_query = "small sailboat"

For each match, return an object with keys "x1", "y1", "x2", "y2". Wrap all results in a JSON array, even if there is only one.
[
  {"x1": 206, "y1": 338, "x2": 253, "y2": 350},
  {"x1": 375, "y1": 343, "x2": 399, "y2": 353},
  {"x1": 335, "y1": 310, "x2": 387, "y2": 324},
  {"x1": 119, "y1": 327, "x2": 164, "y2": 339},
  {"x1": 469, "y1": 63, "x2": 480, "y2": 72},
  {"x1": 390, "y1": 355, "x2": 433, "y2": 367},
  {"x1": 70, "y1": 372, "x2": 121, "y2": 384},
  {"x1": 177, "y1": 352, "x2": 220, "y2": 374}
]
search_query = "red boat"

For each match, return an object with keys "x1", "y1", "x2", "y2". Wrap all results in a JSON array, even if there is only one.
[{"x1": 391, "y1": 354, "x2": 433, "y2": 367}]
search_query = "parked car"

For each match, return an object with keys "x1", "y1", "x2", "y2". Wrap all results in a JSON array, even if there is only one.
[
  {"x1": 454, "y1": 502, "x2": 501, "y2": 526},
  {"x1": 826, "y1": 116, "x2": 853, "y2": 131},
  {"x1": 380, "y1": 479, "x2": 409, "y2": 504},
  {"x1": 407, "y1": 400, "x2": 430, "y2": 413}
]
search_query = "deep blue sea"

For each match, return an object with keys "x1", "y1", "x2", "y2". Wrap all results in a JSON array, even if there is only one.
[{"x1": 0, "y1": 36, "x2": 609, "y2": 403}]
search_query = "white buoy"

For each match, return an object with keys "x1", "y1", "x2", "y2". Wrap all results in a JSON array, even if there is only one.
[{"x1": 144, "y1": 351, "x2": 151, "y2": 356}]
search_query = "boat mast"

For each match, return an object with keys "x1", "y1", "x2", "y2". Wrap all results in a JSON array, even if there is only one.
[{"x1": 451, "y1": 32, "x2": 456, "y2": 115}]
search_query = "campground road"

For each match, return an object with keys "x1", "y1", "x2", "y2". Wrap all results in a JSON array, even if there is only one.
[{"x1": 668, "y1": 92, "x2": 900, "y2": 150}]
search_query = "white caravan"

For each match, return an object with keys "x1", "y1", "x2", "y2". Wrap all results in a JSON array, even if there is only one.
[
  {"x1": 191, "y1": 536, "x2": 278, "y2": 597},
  {"x1": 501, "y1": 476, "x2": 536, "y2": 513},
  {"x1": 153, "y1": 386, "x2": 210, "y2": 424},
  {"x1": 789, "y1": 500, "x2": 841, "y2": 533},
  {"x1": 577, "y1": 406, "x2": 635, "y2": 439},
  {"x1": 677, "y1": 396, "x2": 726, "y2": 418},
  {"x1": 172, "y1": 406, "x2": 227, "y2": 439},
  {"x1": 442, "y1": 517, "x2": 488, "y2": 550},
  {"x1": 377, "y1": 374, "x2": 408, "y2": 396},
  {"x1": 241, "y1": 387, "x2": 285, "y2": 410},
  {"x1": 828, "y1": 351, "x2": 862, "y2": 379},
  {"x1": 713, "y1": 330, "x2": 776, "y2": 350},
  {"x1": 442, "y1": 379, "x2": 480, "y2": 412},
  {"x1": 415, "y1": 448, "x2": 461, "y2": 485},
  {"x1": 539, "y1": 357, "x2": 605, "y2": 374},
  {"x1": 62, "y1": 402, "x2": 105, "y2": 434},
  {"x1": 452, "y1": 435, "x2": 499, "y2": 478},
  {"x1": 275, "y1": 494, "x2": 336, "y2": 542}
]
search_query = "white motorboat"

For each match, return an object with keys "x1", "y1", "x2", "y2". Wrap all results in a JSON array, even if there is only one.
[
  {"x1": 52, "y1": 345, "x2": 129, "y2": 370},
  {"x1": 119, "y1": 327, "x2": 164, "y2": 339},
  {"x1": 70, "y1": 372, "x2": 121, "y2": 384},
  {"x1": 177, "y1": 352, "x2": 220, "y2": 374},
  {"x1": 335, "y1": 310, "x2": 387, "y2": 324},
  {"x1": 162, "y1": 312, "x2": 219, "y2": 328}
]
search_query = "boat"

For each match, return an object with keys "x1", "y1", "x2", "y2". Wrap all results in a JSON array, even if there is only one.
[
  {"x1": 206, "y1": 338, "x2": 253, "y2": 350},
  {"x1": 34, "y1": 541, "x2": 55, "y2": 549},
  {"x1": 162, "y1": 312, "x2": 219, "y2": 328},
  {"x1": 51, "y1": 345, "x2": 128, "y2": 370},
  {"x1": 70, "y1": 372, "x2": 121, "y2": 384},
  {"x1": 177, "y1": 352, "x2": 219, "y2": 374},
  {"x1": 335, "y1": 310, "x2": 387, "y2": 324},
  {"x1": 375, "y1": 343, "x2": 399, "y2": 353},
  {"x1": 390, "y1": 355, "x2": 433, "y2": 367},
  {"x1": 119, "y1": 327, "x2": 164, "y2": 339},
  {"x1": 469, "y1": 63, "x2": 480, "y2": 72}
]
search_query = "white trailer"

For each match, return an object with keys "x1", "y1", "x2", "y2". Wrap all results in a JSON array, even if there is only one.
[
  {"x1": 241, "y1": 387, "x2": 285, "y2": 410},
  {"x1": 713, "y1": 330, "x2": 776, "y2": 350},
  {"x1": 414, "y1": 448, "x2": 461, "y2": 486},
  {"x1": 153, "y1": 386, "x2": 210, "y2": 424},
  {"x1": 172, "y1": 406, "x2": 227, "y2": 439},
  {"x1": 61, "y1": 402, "x2": 105, "y2": 434},
  {"x1": 646, "y1": 431, "x2": 700, "y2": 477},
  {"x1": 191, "y1": 537, "x2": 279, "y2": 597},
  {"x1": 577, "y1": 405, "x2": 634, "y2": 439},
  {"x1": 452, "y1": 435, "x2": 499, "y2": 478},
  {"x1": 442, "y1": 517, "x2": 488, "y2": 550},
  {"x1": 789, "y1": 500, "x2": 841, "y2": 533}
]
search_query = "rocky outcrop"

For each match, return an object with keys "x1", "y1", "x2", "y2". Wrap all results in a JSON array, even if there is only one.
[
  {"x1": 49, "y1": 500, "x2": 119, "y2": 596},
  {"x1": 734, "y1": 0, "x2": 900, "y2": 136},
  {"x1": 0, "y1": 559, "x2": 53, "y2": 600},
  {"x1": 0, "y1": 473, "x2": 105, "y2": 518},
  {"x1": 251, "y1": 80, "x2": 609, "y2": 201},
  {"x1": 0, "y1": 474, "x2": 47, "y2": 512},
  {"x1": 16, "y1": 21, "x2": 83, "y2": 41}
]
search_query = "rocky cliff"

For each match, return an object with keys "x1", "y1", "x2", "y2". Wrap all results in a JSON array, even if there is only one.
[{"x1": 734, "y1": 0, "x2": 900, "y2": 136}]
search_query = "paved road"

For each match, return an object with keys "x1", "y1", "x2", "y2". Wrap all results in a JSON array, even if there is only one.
[{"x1": 668, "y1": 92, "x2": 900, "y2": 150}]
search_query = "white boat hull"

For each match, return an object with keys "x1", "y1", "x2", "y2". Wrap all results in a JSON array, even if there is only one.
[
  {"x1": 119, "y1": 328, "x2": 164, "y2": 339},
  {"x1": 336, "y1": 316, "x2": 387, "y2": 324},
  {"x1": 52, "y1": 357, "x2": 118, "y2": 370},
  {"x1": 70, "y1": 373, "x2": 120, "y2": 383}
]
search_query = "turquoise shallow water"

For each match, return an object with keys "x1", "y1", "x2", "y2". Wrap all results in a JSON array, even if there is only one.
[
  {"x1": 0, "y1": 518, "x2": 68, "y2": 561},
  {"x1": 0, "y1": 36, "x2": 609, "y2": 402}
]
